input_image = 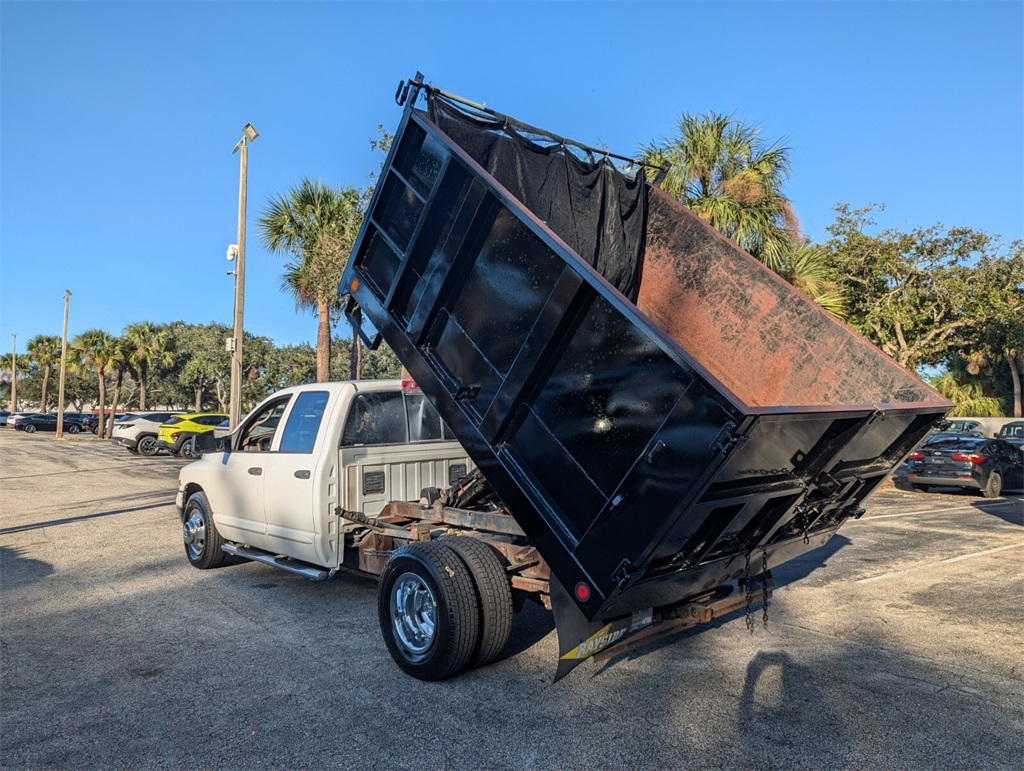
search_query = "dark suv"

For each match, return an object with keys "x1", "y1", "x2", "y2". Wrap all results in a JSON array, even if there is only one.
[{"x1": 906, "y1": 437, "x2": 1024, "y2": 497}]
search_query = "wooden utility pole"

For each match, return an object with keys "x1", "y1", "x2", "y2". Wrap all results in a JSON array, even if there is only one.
[
  {"x1": 56, "y1": 291, "x2": 71, "y2": 438},
  {"x1": 10, "y1": 333, "x2": 16, "y2": 412}
]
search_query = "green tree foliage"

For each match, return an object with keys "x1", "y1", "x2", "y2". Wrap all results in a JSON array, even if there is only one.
[
  {"x1": 825, "y1": 204, "x2": 997, "y2": 369},
  {"x1": 824, "y1": 204, "x2": 1022, "y2": 415},
  {"x1": 72, "y1": 329, "x2": 118, "y2": 437},
  {"x1": 928, "y1": 371, "x2": 1005, "y2": 418},
  {"x1": 26, "y1": 335, "x2": 61, "y2": 413},
  {"x1": 258, "y1": 179, "x2": 364, "y2": 383},
  {"x1": 124, "y1": 321, "x2": 174, "y2": 410},
  {"x1": 168, "y1": 322, "x2": 232, "y2": 412},
  {"x1": 643, "y1": 112, "x2": 796, "y2": 269}
]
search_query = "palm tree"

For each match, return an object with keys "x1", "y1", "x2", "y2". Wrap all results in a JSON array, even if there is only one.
[
  {"x1": 258, "y1": 179, "x2": 364, "y2": 382},
  {"x1": 73, "y1": 329, "x2": 117, "y2": 438},
  {"x1": 123, "y1": 322, "x2": 174, "y2": 410},
  {"x1": 104, "y1": 338, "x2": 130, "y2": 438},
  {"x1": 643, "y1": 112, "x2": 796, "y2": 269},
  {"x1": 776, "y1": 244, "x2": 847, "y2": 319},
  {"x1": 929, "y1": 372, "x2": 1005, "y2": 417},
  {"x1": 26, "y1": 335, "x2": 62, "y2": 412}
]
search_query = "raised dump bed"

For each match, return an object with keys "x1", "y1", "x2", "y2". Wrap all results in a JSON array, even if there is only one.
[{"x1": 341, "y1": 77, "x2": 950, "y2": 640}]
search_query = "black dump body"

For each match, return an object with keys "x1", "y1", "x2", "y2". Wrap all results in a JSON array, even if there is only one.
[{"x1": 341, "y1": 79, "x2": 950, "y2": 628}]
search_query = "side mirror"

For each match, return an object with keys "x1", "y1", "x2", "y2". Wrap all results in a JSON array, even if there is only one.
[{"x1": 214, "y1": 435, "x2": 232, "y2": 453}]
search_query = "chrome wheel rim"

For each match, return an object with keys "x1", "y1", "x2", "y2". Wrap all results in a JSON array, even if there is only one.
[
  {"x1": 391, "y1": 572, "x2": 437, "y2": 659},
  {"x1": 183, "y1": 510, "x2": 206, "y2": 560}
]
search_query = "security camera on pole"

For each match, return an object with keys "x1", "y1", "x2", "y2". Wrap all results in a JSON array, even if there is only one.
[{"x1": 229, "y1": 123, "x2": 258, "y2": 430}]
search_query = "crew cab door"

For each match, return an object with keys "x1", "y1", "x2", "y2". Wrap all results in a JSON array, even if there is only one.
[
  {"x1": 263, "y1": 390, "x2": 335, "y2": 566},
  {"x1": 212, "y1": 396, "x2": 292, "y2": 545}
]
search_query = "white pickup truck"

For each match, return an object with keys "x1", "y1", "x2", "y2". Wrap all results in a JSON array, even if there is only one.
[{"x1": 176, "y1": 379, "x2": 543, "y2": 680}]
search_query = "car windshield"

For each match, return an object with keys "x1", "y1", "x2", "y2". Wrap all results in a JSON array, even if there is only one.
[{"x1": 998, "y1": 424, "x2": 1024, "y2": 438}]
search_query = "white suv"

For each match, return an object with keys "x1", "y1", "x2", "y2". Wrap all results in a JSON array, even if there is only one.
[{"x1": 111, "y1": 411, "x2": 184, "y2": 456}]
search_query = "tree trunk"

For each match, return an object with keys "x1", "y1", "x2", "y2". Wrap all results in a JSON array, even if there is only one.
[
  {"x1": 317, "y1": 299, "x2": 331, "y2": 383},
  {"x1": 106, "y1": 370, "x2": 124, "y2": 438},
  {"x1": 194, "y1": 386, "x2": 202, "y2": 412},
  {"x1": 350, "y1": 315, "x2": 362, "y2": 380},
  {"x1": 96, "y1": 367, "x2": 106, "y2": 440},
  {"x1": 139, "y1": 362, "x2": 148, "y2": 411},
  {"x1": 40, "y1": 365, "x2": 51, "y2": 414},
  {"x1": 1007, "y1": 349, "x2": 1022, "y2": 418}
]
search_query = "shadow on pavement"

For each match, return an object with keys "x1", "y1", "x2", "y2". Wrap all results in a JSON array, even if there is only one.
[{"x1": 0, "y1": 545, "x2": 54, "y2": 590}]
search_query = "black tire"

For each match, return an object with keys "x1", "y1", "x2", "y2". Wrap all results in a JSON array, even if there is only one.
[
  {"x1": 439, "y1": 536, "x2": 513, "y2": 668},
  {"x1": 67, "y1": 424, "x2": 81, "y2": 434},
  {"x1": 981, "y1": 472, "x2": 1002, "y2": 499},
  {"x1": 182, "y1": 491, "x2": 226, "y2": 569},
  {"x1": 911, "y1": 484, "x2": 929, "y2": 492},
  {"x1": 137, "y1": 435, "x2": 159, "y2": 456},
  {"x1": 378, "y1": 541, "x2": 480, "y2": 681},
  {"x1": 180, "y1": 436, "x2": 201, "y2": 460},
  {"x1": 24, "y1": 424, "x2": 36, "y2": 434}
]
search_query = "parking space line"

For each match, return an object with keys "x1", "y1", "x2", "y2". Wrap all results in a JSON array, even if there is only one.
[
  {"x1": 861, "y1": 500, "x2": 1022, "y2": 521},
  {"x1": 855, "y1": 542, "x2": 1024, "y2": 584}
]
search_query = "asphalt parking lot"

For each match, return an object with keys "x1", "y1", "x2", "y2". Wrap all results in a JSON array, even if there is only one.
[{"x1": 1, "y1": 429, "x2": 1022, "y2": 769}]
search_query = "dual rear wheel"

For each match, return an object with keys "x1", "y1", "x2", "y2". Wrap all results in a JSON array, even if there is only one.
[{"x1": 378, "y1": 536, "x2": 513, "y2": 681}]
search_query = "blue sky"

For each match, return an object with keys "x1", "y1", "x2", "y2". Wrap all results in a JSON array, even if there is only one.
[{"x1": 2, "y1": 1, "x2": 1021, "y2": 352}]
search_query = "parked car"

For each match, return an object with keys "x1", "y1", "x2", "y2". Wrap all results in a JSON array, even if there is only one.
[
  {"x1": 84, "y1": 413, "x2": 133, "y2": 433},
  {"x1": 906, "y1": 437, "x2": 1024, "y2": 498},
  {"x1": 0, "y1": 411, "x2": 8, "y2": 426},
  {"x1": 156, "y1": 412, "x2": 228, "y2": 458},
  {"x1": 995, "y1": 421, "x2": 1024, "y2": 450},
  {"x1": 15, "y1": 413, "x2": 86, "y2": 434},
  {"x1": 9, "y1": 412, "x2": 42, "y2": 429},
  {"x1": 110, "y1": 411, "x2": 185, "y2": 455}
]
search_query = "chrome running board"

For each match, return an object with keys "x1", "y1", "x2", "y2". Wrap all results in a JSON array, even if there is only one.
[{"x1": 221, "y1": 543, "x2": 330, "y2": 581}]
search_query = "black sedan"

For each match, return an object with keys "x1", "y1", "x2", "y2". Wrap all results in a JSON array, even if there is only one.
[
  {"x1": 906, "y1": 437, "x2": 1024, "y2": 498},
  {"x1": 15, "y1": 414, "x2": 86, "y2": 434}
]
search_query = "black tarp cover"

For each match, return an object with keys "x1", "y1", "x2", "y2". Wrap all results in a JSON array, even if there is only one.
[{"x1": 427, "y1": 94, "x2": 647, "y2": 303}]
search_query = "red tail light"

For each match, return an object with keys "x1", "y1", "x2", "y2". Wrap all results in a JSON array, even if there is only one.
[
  {"x1": 951, "y1": 453, "x2": 986, "y2": 463},
  {"x1": 171, "y1": 432, "x2": 181, "y2": 440},
  {"x1": 908, "y1": 452, "x2": 925, "y2": 460},
  {"x1": 401, "y1": 379, "x2": 420, "y2": 391}
]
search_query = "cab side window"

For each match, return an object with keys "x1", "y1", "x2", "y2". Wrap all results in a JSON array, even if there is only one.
[
  {"x1": 342, "y1": 393, "x2": 407, "y2": 446},
  {"x1": 238, "y1": 399, "x2": 289, "y2": 452},
  {"x1": 279, "y1": 391, "x2": 329, "y2": 453},
  {"x1": 341, "y1": 390, "x2": 457, "y2": 447},
  {"x1": 406, "y1": 393, "x2": 443, "y2": 442}
]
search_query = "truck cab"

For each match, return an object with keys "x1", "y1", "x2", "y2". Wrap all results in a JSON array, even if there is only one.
[{"x1": 176, "y1": 379, "x2": 473, "y2": 570}]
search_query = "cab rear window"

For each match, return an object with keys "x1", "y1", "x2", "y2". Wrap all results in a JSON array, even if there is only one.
[{"x1": 342, "y1": 391, "x2": 455, "y2": 447}]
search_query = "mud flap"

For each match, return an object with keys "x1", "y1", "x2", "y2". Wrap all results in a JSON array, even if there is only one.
[{"x1": 550, "y1": 576, "x2": 652, "y2": 682}]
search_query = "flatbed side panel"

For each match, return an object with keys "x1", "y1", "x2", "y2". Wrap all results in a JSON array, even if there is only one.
[{"x1": 638, "y1": 188, "x2": 950, "y2": 410}]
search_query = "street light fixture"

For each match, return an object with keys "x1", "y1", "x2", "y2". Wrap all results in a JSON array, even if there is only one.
[{"x1": 229, "y1": 123, "x2": 257, "y2": 430}]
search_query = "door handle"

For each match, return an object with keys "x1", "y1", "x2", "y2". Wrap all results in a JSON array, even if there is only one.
[
  {"x1": 294, "y1": 470, "x2": 311, "y2": 479},
  {"x1": 248, "y1": 467, "x2": 262, "y2": 476}
]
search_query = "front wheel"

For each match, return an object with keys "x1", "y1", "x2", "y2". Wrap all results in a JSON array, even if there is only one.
[
  {"x1": 67, "y1": 424, "x2": 81, "y2": 434},
  {"x1": 24, "y1": 424, "x2": 36, "y2": 434},
  {"x1": 378, "y1": 541, "x2": 480, "y2": 681},
  {"x1": 182, "y1": 491, "x2": 226, "y2": 569},
  {"x1": 180, "y1": 436, "x2": 201, "y2": 459},
  {"x1": 981, "y1": 472, "x2": 1002, "y2": 499}
]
